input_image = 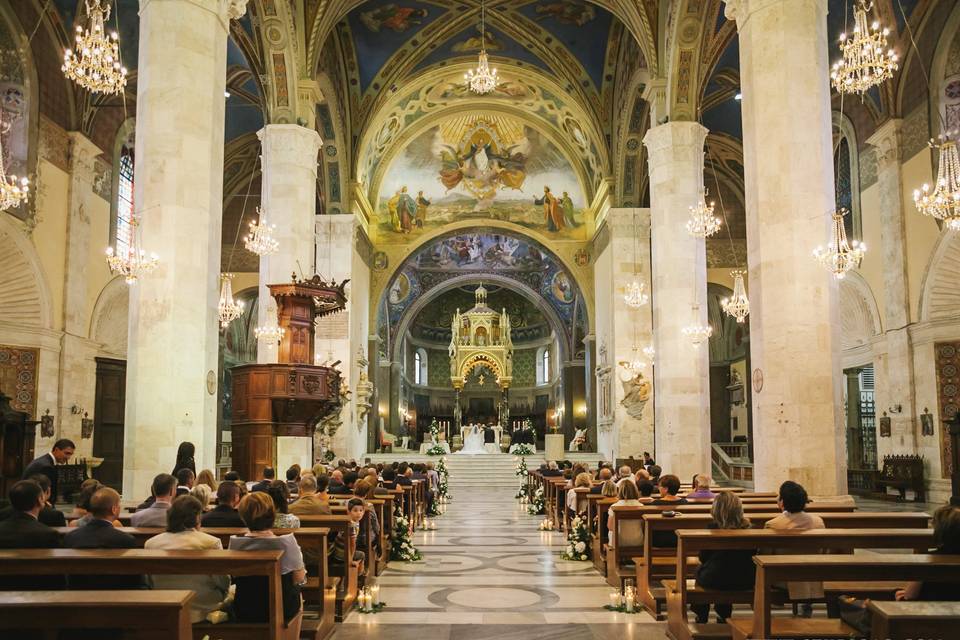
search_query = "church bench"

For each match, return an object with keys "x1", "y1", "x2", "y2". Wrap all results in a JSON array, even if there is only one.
[
  {"x1": 867, "y1": 600, "x2": 960, "y2": 640},
  {"x1": 286, "y1": 515, "x2": 360, "y2": 621},
  {"x1": 329, "y1": 505, "x2": 380, "y2": 579},
  {"x1": 586, "y1": 494, "x2": 614, "y2": 574},
  {"x1": 0, "y1": 549, "x2": 299, "y2": 640},
  {"x1": 663, "y1": 528, "x2": 935, "y2": 640},
  {"x1": 0, "y1": 589, "x2": 195, "y2": 640},
  {"x1": 564, "y1": 487, "x2": 592, "y2": 532},
  {"x1": 728, "y1": 554, "x2": 960, "y2": 640}
]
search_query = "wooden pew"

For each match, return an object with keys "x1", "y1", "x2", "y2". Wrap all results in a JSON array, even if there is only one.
[
  {"x1": 666, "y1": 529, "x2": 935, "y2": 640},
  {"x1": 867, "y1": 601, "x2": 960, "y2": 640},
  {"x1": 0, "y1": 590, "x2": 195, "y2": 640},
  {"x1": 0, "y1": 549, "x2": 297, "y2": 640},
  {"x1": 640, "y1": 511, "x2": 931, "y2": 621},
  {"x1": 730, "y1": 554, "x2": 960, "y2": 640},
  {"x1": 291, "y1": 515, "x2": 360, "y2": 621}
]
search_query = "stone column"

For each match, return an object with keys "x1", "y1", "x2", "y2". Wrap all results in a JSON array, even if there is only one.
[
  {"x1": 867, "y1": 120, "x2": 917, "y2": 453},
  {"x1": 256, "y1": 124, "x2": 322, "y2": 363},
  {"x1": 726, "y1": 0, "x2": 845, "y2": 494},
  {"x1": 124, "y1": 0, "x2": 247, "y2": 500},
  {"x1": 643, "y1": 122, "x2": 711, "y2": 481}
]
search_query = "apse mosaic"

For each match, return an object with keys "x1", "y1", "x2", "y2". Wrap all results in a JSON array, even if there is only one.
[{"x1": 377, "y1": 114, "x2": 586, "y2": 241}]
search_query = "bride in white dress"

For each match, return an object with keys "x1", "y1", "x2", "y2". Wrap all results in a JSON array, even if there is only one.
[{"x1": 457, "y1": 424, "x2": 488, "y2": 455}]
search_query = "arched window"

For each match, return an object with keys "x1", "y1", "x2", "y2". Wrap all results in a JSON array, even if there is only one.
[
  {"x1": 111, "y1": 120, "x2": 136, "y2": 255},
  {"x1": 833, "y1": 114, "x2": 862, "y2": 241},
  {"x1": 536, "y1": 346, "x2": 551, "y2": 385},
  {"x1": 414, "y1": 348, "x2": 427, "y2": 385}
]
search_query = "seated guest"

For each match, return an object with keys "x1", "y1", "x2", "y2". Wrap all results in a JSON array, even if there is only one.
[
  {"x1": 607, "y1": 480, "x2": 643, "y2": 547},
  {"x1": 0, "y1": 474, "x2": 67, "y2": 526},
  {"x1": 68, "y1": 478, "x2": 102, "y2": 521},
  {"x1": 222, "y1": 470, "x2": 241, "y2": 482},
  {"x1": 250, "y1": 467, "x2": 275, "y2": 493},
  {"x1": 353, "y1": 481, "x2": 381, "y2": 552},
  {"x1": 229, "y1": 493, "x2": 305, "y2": 635},
  {"x1": 201, "y1": 481, "x2": 245, "y2": 527},
  {"x1": 176, "y1": 468, "x2": 195, "y2": 496},
  {"x1": 394, "y1": 466, "x2": 413, "y2": 486},
  {"x1": 686, "y1": 474, "x2": 717, "y2": 500},
  {"x1": 591, "y1": 467, "x2": 613, "y2": 494},
  {"x1": 381, "y1": 468, "x2": 398, "y2": 489},
  {"x1": 764, "y1": 480, "x2": 824, "y2": 616},
  {"x1": 268, "y1": 480, "x2": 300, "y2": 529},
  {"x1": 425, "y1": 462, "x2": 439, "y2": 493},
  {"x1": 196, "y1": 469, "x2": 218, "y2": 492},
  {"x1": 0, "y1": 480, "x2": 62, "y2": 591},
  {"x1": 145, "y1": 495, "x2": 230, "y2": 623},
  {"x1": 190, "y1": 483, "x2": 213, "y2": 511},
  {"x1": 599, "y1": 480, "x2": 618, "y2": 498},
  {"x1": 567, "y1": 472, "x2": 592, "y2": 516},
  {"x1": 366, "y1": 468, "x2": 390, "y2": 496},
  {"x1": 648, "y1": 464, "x2": 662, "y2": 485},
  {"x1": 896, "y1": 504, "x2": 960, "y2": 601},
  {"x1": 637, "y1": 481, "x2": 655, "y2": 501},
  {"x1": 541, "y1": 461, "x2": 563, "y2": 477},
  {"x1": 616, "y1": 465, "x2": 634, "y2": 485},
  {"x1": 327, "y1": 469, "x2": 347, "y2": 494},
  {"x1": 290, "y1": 474, "x2": 332, "y2": 516},
  {"x1": 286, "y1": 465, "x2": 301, "y2": 495},
  {"x1": 131, "y1": 473, "x2": 177, "y2": 527},
  {"x1": 342, "y1": 471, "x2": 360, "y2": 494},
  {"x1": 634, "y1": 468, "x2": 652, "y2": 484},
  {"x1": 690, "y1": 492, "x2": 755, "y2": 624},
  {"x1": 651, "y1": 475, "x2": 688, "y2": 505},
  {"x1": 63, "y1": 487, "x2": 145, "y2": 590},
  {"x1": 331, "y1": 497, "x2": 367, "y2": 571}
]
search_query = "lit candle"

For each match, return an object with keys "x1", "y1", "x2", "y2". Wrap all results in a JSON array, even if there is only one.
[
  {"x1": 609, "y1": 591, "x2": 619, "y2": 608},
  {"x1": 625, "y1": 587, "x2": 634, "y2": 613},
  {"x1": 371, "y1": 584, "x2": 380, "y2": 606}
]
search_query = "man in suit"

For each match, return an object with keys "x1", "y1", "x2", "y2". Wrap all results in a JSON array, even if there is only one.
[
  {"x1": 200, "y1": 481, "x2": 245, "y2": 527},
  {"x1": 63, "y1": 487, "x2": 145, "y2": 589},
  {"x1": 483, "y1": 424, "x2": 496, "y2": 444},
  {"x1": 0, "y1": 479, "x2": 62, "y2": 590},
  {"x1": 289, "y1": 474, "x2": 332, "y2": 516},
  {"x1": 22, "y1": 438, "x2": 75, "y2": 503},
  {"x1": 250, "y1": 467, "x2": 275, "y2": 493},
  {"x1": 131, "y1": 473, "x2": 176, "y2": 527},
  {"x1": 0, "y1": 474, "x2": 66, "y2": 525},
  {"x1": 541, "y1": 461, "x2": 563, "y2": 477},
  {"x1": 590, "y1": 467, "x2": 613, "y2": 494}
]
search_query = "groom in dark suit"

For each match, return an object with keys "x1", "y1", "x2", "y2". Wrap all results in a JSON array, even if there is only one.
[
  {"x1": 483, "y1": 423, "x2": 496, "y2": 444},
  {"x1": 22, "y1": 438, "x2": 75, "y2": 503}
]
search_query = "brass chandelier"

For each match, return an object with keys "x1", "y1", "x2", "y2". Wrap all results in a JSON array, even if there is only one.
[
  {"x1": 217, "y1": 273, "x2": 244, "y2": 329},
  {"x1": 244, "y1": 207, "x2": 280, "y2": 256},
  {"x1": 464, "y1": 1, "x2": 498, "y2": 95},
  {"x1": 721, "y1": 270, "x2": 750, "y2": 323},
  {"x1": 914, "y1": 139, "x2": 960, "y2": 230},
  {"x1": 686, "y1": 190, "x2": 722, "y2": 238},
  {"x1": 62, "y1": 0, "x2": 128, "y2": 95},
  {"x1": 830, "y1": 0, "x2": 897, "y2": 95},
  {"x1": 813, "y1": 209, "x2": 866, "y2": 279},
  {"x1": 106, "y1": 218, "x2": 159, "y2": 285}
]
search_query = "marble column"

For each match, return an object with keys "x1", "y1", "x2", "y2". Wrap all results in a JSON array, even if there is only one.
[
  {"x1": 124, "y1": 0, "x2": 247, "y2": 500},
  {"x1": 867, "y1": 120, "x2": 917, "y2": 453},
  {"x1": 726, "y1": 0, "x2": 845, "y2": 494},
  {"x1": 643, "y1": 123, "x2": 711, "y2": 481},
  {"x1": 256, "y1": 124, "x2": 322, "y2": 364}
]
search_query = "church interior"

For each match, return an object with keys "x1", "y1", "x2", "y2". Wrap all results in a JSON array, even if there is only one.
[{"x1": 0, "y1": 0, "x2": 959, "y2": 638}]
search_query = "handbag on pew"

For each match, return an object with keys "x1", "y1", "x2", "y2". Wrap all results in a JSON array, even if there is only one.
[{"x1": 836, "y1": 595, "x2": 872, "y2": 635}]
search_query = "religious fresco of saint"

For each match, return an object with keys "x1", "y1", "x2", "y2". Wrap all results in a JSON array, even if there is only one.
[{"x1": 376, "y1": 114, "x2": 587, "y2": 241}]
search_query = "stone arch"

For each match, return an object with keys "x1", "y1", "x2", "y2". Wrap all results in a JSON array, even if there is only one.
[
  {"x1": 89, "y1": 277, "x2": 130, "y2": 357},
  {"x1": 0, "y1": 215, "x2": 52, "y2": 329},
  {"x1": 919, "y1": 230, "x2": 960, "y2": 322},
  {"x1": 924, "y1": 0, "x2": 960, "y2": 137},
  {"x1": 839, "y1": 272, "x2": 882, "y2": 350}
]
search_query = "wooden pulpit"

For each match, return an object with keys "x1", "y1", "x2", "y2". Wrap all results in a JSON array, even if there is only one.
[{"x1": 230, "y1": 275, "x2": 348, "y2": 480}]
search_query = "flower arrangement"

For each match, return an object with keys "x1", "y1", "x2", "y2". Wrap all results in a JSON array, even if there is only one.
[
  {"x1": 561, "y1": 515, "x2": 591, "y2": 561},
  {"x1": 527, "y1": 485, "x2": 545, "y2": 515},
  {"x1": 436, "y1": 457, "x2": 451, "y2": 501},
  {"x1": 426, "y1": 443, "x2": 446, "y2": 456},
  {"x1": 429, "y1": 418, "x2": 441, "y2": 441},
  {"x1": 390, "y1": 508, "x2": 422, "y2": 562},
  {"x1": 515, "y1": 456, "x2": 529, "y2": 500},
  {"x1": 571, "y1": 431, "x2": 586, "y2": 449},
  {"x1": 512, "y1": 443, "x2": 534, "y2": 456},
  {"x1": 323, "y1": 449, "x2": 336, "y2": 462}
]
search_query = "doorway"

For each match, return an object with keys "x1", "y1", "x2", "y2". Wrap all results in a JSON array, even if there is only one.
[
  {"x1": 92, "y1": 357, "x2": 126, "y2": 490},
  {"x1": 844, "y1": 364, "x2": 877, "y2": 493}
]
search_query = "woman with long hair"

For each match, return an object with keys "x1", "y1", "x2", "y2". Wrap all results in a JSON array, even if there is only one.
[{"x1": 172, "y1": 442, "x2": 196, "y2": 476}]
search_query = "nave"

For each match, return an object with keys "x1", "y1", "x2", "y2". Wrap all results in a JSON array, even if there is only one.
[{"x1": 335, "y1": 476, "x2": 662, "y2": 639}]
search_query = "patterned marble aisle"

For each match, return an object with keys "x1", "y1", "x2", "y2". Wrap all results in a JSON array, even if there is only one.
[{"x1": 331, "y1": 484, "x2": 667, "y2": 640}]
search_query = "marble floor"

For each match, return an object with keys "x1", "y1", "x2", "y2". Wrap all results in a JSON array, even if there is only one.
[{"x1": 332, "y1": 485, "x2": 667, "y2": 640}]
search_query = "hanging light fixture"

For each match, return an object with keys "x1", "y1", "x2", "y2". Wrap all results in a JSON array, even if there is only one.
[
  {"x1": 255, "y1": 325, "x2": 284, "y2": 343},
  {"x1": 244, "y1": 207, "x2": 280, "y2": 256},
  {"x1": 464, "y1": 1, "x2": 498, "y2": 95},
  {"x1": 686, "y1": 190, "x2": 722, "y2": 238},
  {"x1": 682, "y1": 304, "x2": 713, "y2": 346},
  {"x1": 830, "y1": 0, "x2": 897, "y2": 95},
  {"x1": 619, "y1": 347, "x2": 646, "y2": 376},
  {"x1": 623, "y1": 280, "x2": 649, "y2": 308},
  {"x1": 813, "y1": 208, "x2": 866, "y2": 279},
  {"x1": 914, "y1": 138, "x2": 960, "y2": 230},
  {"x1": 105, "y1": 218, "x2": 159, "y2": 285},
  {"x1": 642, "y1": 345, "x2": 655, "y2": 360},
  {"x1": 217, "y1": 273, "x2": 244, "y2": 329},
  {"x1": 0, "y1": 116, "x2": 28, "y2": 211},
  {"x1": 62, "y1": 0, "x2": 128, "y2": 95},
  {"x1": 721, "y1": 270, "x2": 750, "y2": 323}
]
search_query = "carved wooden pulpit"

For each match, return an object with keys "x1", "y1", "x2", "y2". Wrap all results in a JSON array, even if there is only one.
[{"x1": 230, "y1": 275, "x2": 348, "y2": 480}]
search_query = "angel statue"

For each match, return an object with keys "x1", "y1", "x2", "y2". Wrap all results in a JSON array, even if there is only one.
[
  {"x1": 618, "y1": 369, "x2": 651, "y2": 419},
  {"x1": 355, "y1": 370, "x2": 373, "y2": 429}
]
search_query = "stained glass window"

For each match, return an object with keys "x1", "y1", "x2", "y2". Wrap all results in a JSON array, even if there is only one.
[
  {"x1": 115, "y1": 145, "x2": 134, "y2": 254},
  {"x1": 835, "y1": 136, "x2": 854, "y2": 238}
]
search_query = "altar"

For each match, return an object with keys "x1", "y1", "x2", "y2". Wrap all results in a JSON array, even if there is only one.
[{"x1": 419, "y1": 441, "x2": 451, "y2": 455}]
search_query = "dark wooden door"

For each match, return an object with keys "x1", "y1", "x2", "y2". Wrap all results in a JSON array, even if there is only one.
[{"x1": 93, "y1": 358, "x2": 126, "y2": 490}]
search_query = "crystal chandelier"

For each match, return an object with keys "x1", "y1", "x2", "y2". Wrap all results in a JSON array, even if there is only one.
[
  {"x1": 813, "y1": 208, "x2": 866, "y2": 279},
  {"x1": 830, "y1": 0, "x2": 897, "y2": 95},
  {"x1": 686, "y1": 190, "x2": 722, "y2": 238},
  {"x1": 217, "y1": 273, "x2": 244, "y2": 329},
  {"x1": 464, "y1": 1, "x2": 498, "y2": 95},
  {"x1": 244, "y1": 208, "x2": 280, "y2": 256},
  {"x1": 0, "y1": 116, "x2": 28, "y2": 211},
  {"x1": 255, "y1": 325, "x2": 284, "y2": 343},
  {"x1": 62, "y1": 0, "x2": 128, "y2": 95},
  {"x1": 619, "y1": 348, "x2": 646, "y2": 376},
  {"x1": 914, "y1": 139, "x2": 960, "y2": 230},
  {"x1": 623, "y1": 279, "x2": 649, "y2": 308},
  {"x1": 106, "y1": 218, "x2": 159, "y2": 285},
  {"x1": 721, "y1": 270, "x2": 750, "y2": 323},
  {"x1": 642, "y1": 345, "x2": 655, "y2": 360},
  {"x1": 682, "y1": 305, "x2": 713, "y2": 346}
]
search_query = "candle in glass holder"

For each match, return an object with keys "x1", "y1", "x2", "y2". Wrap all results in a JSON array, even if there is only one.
[
  {"x1": 609, "y1": 591, "x2": 620, "y2": 608},
  {"x1": 371, "y1": 584, "x2": 380, "y2": 606},
  {"x1": 624, "y1": 587, "x2": 634, "y2": 613}
]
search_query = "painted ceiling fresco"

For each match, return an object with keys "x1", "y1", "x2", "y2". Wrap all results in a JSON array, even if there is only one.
[{"x1": 376, "y1": 114, "x2": 587, "y2": 241}]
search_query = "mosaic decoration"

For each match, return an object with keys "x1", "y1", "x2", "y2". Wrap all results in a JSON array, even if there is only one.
[
  {"x1": 0, "y1": 345, "x2": 38, "y2": 417},
  {"x1": 935, "y1": 341, "x2": 960, "y2": 478}
]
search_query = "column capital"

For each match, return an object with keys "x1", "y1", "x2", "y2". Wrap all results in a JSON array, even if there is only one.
[
  {"x1": 642, "y1": 121, "x2": 708, "y2": 163},
  {"x1": 866, "y1": 118, "x2": 904, "y2": 168},
  {"x1": 258, "y1": 124, "x2": 322, "y2": 169},
  {"x1": 140, "y1": 0, "x2": 249, "y2": 24},
  {"x1": 641, "y1": 79, "x2": 668, "y2": 126},
  {"x1": 724, "y1": 0, "x2": 827, "y2": 25}
]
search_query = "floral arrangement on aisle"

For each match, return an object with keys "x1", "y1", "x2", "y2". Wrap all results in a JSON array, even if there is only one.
[
  {"x1": 390, "y1": 508, "x2": 422, "y2": 562},
  {"x1": 527, "y1": 485, "x2": 545, "y2": 515},
  {"x1": 426, "y1": 442, "x2": 446, "y2": 455},
  {"x1": 437, "y1": 456, "x2": 451, "y2": 501},
  {"x1": 561, "y1": 515, "x2": 591, "y2": 560},
  {"x1": 512, "y1": 443, "x2": 534, "y2": 456},
  {"x1": 515, "y1": 456, "x2": 529, "y2": 500}
]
